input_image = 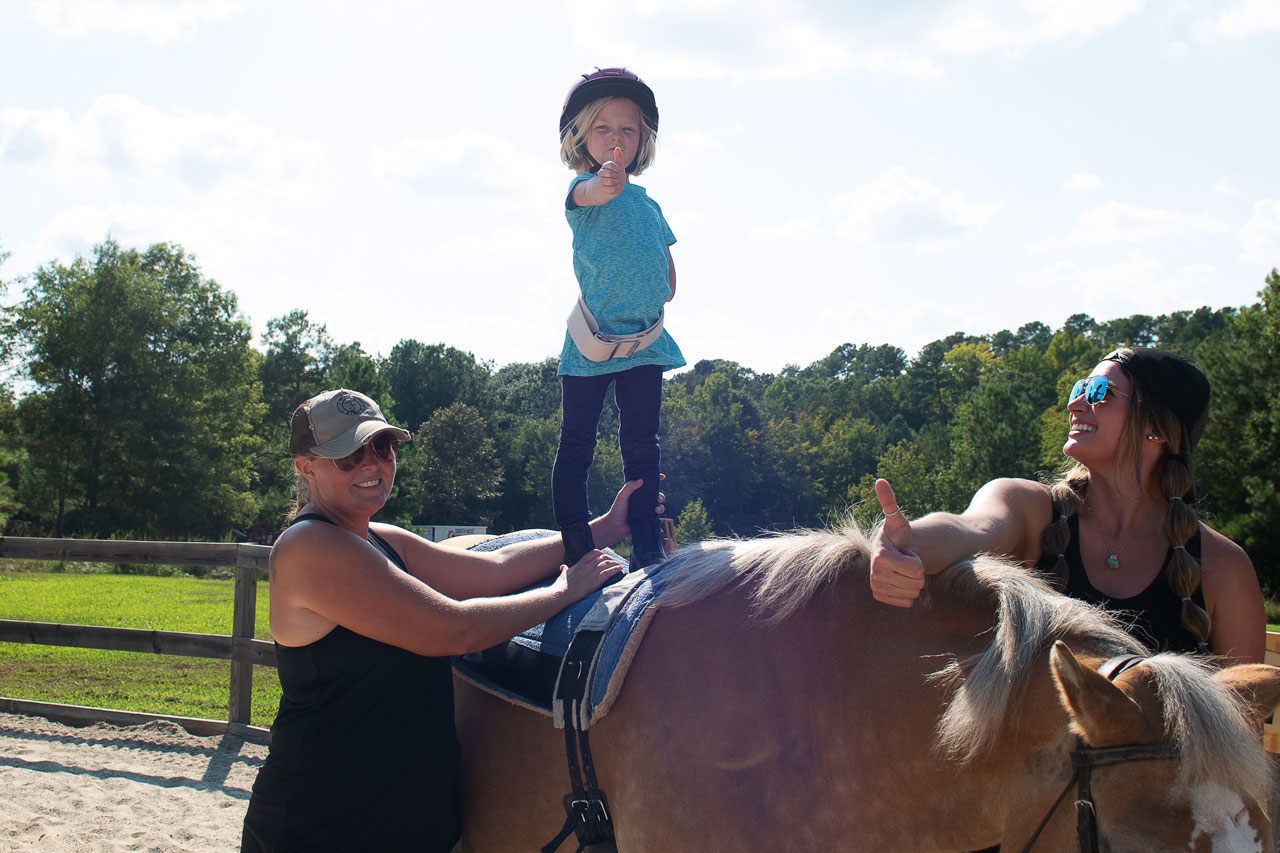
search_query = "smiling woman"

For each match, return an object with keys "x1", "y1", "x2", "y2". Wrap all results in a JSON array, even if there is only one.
[
  {"x1": 241, "y1": 388, "x2": 645, "y2": 852},
  {"x1": 869, "y1": 347, "x2": 1265, "y2": 667}
]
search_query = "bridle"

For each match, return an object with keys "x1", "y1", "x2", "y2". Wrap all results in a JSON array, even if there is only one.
[{"x1": 1019, "y1": 656, "x2": 1181, "y2": 853}]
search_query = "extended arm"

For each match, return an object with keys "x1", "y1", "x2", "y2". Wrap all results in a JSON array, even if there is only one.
[
  {"x1": 869, "y1": 477, "x2": 1051, "y2": 607},
  {"x1": 270, "y1": 524, "x2": 621, "y2": 657},
  {"x1": 571, "y1": 147, "x2": 626, "y2": 207},
  {"x1": 378, "y1": 478, "x2": 644, "y2": 600}
]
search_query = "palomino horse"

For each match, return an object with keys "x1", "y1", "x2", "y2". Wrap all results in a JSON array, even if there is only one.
[{"x1": 454, "y1": 524, "x2": 1280, "y2": 851}]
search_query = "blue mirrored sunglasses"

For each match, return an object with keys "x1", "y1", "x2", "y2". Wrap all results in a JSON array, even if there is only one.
[{"x1": 1069, "y1": 376, "x2": 1130, "y2": 407}]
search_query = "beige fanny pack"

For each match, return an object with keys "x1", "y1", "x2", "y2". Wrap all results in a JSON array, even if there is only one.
[{"x1": 566, "y1": 296, "x2": 664, "y2": 362}]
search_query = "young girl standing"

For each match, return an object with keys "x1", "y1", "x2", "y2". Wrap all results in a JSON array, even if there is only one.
[{"x1": 553, "y1": 67, "x2": 684, "y2": 570}]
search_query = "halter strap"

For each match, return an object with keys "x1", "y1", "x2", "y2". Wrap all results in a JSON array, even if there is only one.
[{"x1": 1019, "y1": 655, "x2": 1180, "y2": 853}]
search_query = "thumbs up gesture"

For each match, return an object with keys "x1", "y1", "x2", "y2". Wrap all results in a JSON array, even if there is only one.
[
  {"x1": 596, "y1": 146, "x2": 627, "y2": 199},
  {"x1": 868, "y1": 478, "x2": 927, "y2": 607}
]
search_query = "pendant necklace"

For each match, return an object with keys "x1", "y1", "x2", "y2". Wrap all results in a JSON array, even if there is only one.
[{"x1": 1084, "y1": 500, "x2": 1155, "y2": 569}]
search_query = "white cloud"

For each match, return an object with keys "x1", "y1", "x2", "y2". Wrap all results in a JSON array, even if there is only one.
[
  {"x1": 369, "y1": 131, "x2": 559, "y2": 204},
  {"x1": 1211, "y1": 178, "x2": 1241, "y2": 196},
  {"x1": 1067, "y1": 200, "x2": 1228, "y2": 246},
  {"x1": 568, "y1": 3, "x2": 943, "y2": 81},
  {"x1": 26, "y1": 201, "x2": 288, "y2": 272},
  {"x1": 28, "y1": 0, "x2": 246, "y2": 45},
  {"x1": 1063, "y1": 172, "x2": 1104, "y2": 192},
  {"x1": 1238, "y1": 199, "x2": 1280, "y2": 268},
  {"x1": 658, "y1": 130, "x2": 723, "y2": 170},
  {"x1": 929, "y1": 0, "x2": 1147, "y2": 54},
  {"x1": 748, "y1": 217, "x2": 823, "y2": 241},
  {"x1": 833, "y1": 167, "x2": 1001, "y2": 253},
  {"x1": 1193, "y1": 0, "x2": 1280, "y2": 39},
  {"x1": 1020, "y1": 249, "x2": 1212, "y2": 311},
  {"x1": 0, "y1": 95, "x2": 332, "y2": 197}
]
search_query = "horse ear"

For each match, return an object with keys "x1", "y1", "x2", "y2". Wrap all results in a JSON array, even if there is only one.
[
  {"x1": 1213, "y1": 664, "x2": 1280, "y2": 727},
  {"x1": 1049, "y1": 641, "x2": 1146, "y2": 746}
]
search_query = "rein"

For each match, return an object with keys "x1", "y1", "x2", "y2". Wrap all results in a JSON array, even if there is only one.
[{"x1": 1018, "y1": 656, "x2": 1181, "y2": 853}]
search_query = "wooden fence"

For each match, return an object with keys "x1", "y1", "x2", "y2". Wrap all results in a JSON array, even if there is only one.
[
  {"x1": 0, "y1": 536, "x2": 274, "y2": 743},
  {"x1": 2, "y1": 533, "x2": 1279, "y2": 754}
]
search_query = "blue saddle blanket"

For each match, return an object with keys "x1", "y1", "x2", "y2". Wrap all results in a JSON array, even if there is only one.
[{"x1": 452, "y1": 530, "x2": 669, "y2": 729}]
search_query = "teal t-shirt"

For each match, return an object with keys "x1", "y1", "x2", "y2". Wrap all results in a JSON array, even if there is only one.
[{"x1": 559, "y1": 174, "x2": 686, "y2": 377}]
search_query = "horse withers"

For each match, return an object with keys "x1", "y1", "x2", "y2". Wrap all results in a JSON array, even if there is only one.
[{"x1": 455, "y1": 524, "x2": 1280, "y2": 851}]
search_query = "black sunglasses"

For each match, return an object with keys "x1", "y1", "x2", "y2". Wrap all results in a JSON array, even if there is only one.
[{"x1": 331, "y1": 433, "x2": 400, "y2": 471}]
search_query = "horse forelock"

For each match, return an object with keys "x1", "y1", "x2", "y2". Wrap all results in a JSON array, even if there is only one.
[
  {"x1": 654, "y1": 522, "x2": 875, "y2": 622},
  {"x1": 1141, "y1": 654, "x2": 1270, "y2": 795}
]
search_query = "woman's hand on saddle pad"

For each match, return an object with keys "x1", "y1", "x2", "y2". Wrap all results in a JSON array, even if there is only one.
[
  {"x1": 561, "y1": 549, "x2": 625, "y2": 598},
  {"x1": 869, "y1": 478, "x2": 927, "y2": 608}
]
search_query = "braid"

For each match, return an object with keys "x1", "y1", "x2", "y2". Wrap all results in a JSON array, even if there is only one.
[
  {"x1": 1161, "y1": 447, "x2": 1211, "y2": 648},
  {"x1": 1042, "y1": 464, "x2": 1088, "y2": 591}
]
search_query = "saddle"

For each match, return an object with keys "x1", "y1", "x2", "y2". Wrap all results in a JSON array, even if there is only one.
[{"x1": 452, "y1": 531, "x2": 669, "y2": 730}]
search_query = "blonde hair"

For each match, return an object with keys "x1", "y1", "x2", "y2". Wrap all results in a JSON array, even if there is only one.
[
  {"x1": 559, "y1": 96, "x2": 658, "y2": 176},
  {"x1": 1040, "y1": 363, "x2": 1210, "y2": 649},
  {"x1": 283, "y1": 456, "x2": 315, "y2": 526}
]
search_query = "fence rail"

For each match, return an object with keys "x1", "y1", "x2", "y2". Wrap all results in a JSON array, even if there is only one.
[
  {"x1": 3, "y1": 534, "x2": 1280, "y2": 754},
  {"x1": 0, "y1": 536, "x2": 274, "y2": 742}
]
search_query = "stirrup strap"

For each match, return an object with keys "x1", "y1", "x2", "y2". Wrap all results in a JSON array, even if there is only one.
[{"x1": 541, "y1": 629, "x2": 616, "y2": 853}]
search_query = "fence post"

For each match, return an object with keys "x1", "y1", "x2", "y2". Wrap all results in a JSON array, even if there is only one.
[{"x1": 229, "y1": 561, "x2": 258, "y2": 726}]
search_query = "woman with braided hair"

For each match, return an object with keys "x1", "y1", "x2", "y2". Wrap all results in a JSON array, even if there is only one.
[{"x1": 869, "y1": 347, "x2": 1263, "y2": 665}]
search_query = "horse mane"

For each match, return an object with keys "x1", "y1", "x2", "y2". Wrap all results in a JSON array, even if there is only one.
[
  {"x1": 655, "y1": 521, "x2": 874, "y2": 623},
  {"x1": 656, "y1": 523, "x2": 1269, "y2": 794},
  {"x1": 931, "y1": 556, "x2": 1269, "y2": 793}
]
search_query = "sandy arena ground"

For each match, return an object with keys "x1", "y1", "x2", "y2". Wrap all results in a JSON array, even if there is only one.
[{"x1": 0, "y1": 712, "x2": 267, "y2": 851}]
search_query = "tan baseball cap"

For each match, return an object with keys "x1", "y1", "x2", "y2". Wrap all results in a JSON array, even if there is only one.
[{"x1": 289, "y1": 389, "x2": 411, "y2": 458}]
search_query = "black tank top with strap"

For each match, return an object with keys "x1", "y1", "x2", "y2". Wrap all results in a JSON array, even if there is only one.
[
  {"x1": 242, "y1": 513, "x2": 461, "y2": 852},
  {"x1": 1035, "y1": 511, "x2": 1206, "y2": 654}
]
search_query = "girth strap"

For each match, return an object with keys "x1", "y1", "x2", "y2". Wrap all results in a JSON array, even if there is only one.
[{"x1": 542, "y1": 629, "x2": 617, "y2": 853}]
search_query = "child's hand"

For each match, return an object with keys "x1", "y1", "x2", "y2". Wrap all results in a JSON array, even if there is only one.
[{"x1": 596, "y1": 146, "x2": 627, "y2": 199}]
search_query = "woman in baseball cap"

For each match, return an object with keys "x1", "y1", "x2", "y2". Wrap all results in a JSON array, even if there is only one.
[{"x1": 243, "y1": 388, "x2": 652, "y2": 851}]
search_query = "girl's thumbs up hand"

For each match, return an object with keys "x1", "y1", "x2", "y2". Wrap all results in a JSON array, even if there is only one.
[{"x1": 596, "y1": 146, "x2": 626, "y2": 198}]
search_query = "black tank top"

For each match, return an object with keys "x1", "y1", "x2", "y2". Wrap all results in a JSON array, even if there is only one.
[
  {"x1": 242, "y1": 514, "x2": 461, "y2": 852},
  {"x1": 1037, "y1": 512, "x2": 1206, "y2": 654}
]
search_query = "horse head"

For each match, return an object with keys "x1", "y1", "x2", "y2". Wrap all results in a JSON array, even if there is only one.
[{"x1": 1017, "y1": 641, "x2": 1280, "y2": 852}]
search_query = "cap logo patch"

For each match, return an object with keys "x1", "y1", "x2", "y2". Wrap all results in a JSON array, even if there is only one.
[{"x1": 335, "y1": 392, "x2": 368, "y2": 416}]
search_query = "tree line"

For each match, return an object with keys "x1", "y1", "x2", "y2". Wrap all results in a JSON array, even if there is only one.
[{"x1": 1, "y1": 239, "x2": 1277, "y2": 590}]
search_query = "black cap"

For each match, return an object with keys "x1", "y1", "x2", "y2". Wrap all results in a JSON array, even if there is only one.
[{"x1": 1104, "y1": 348, "x2": 1210, "y2": 450}]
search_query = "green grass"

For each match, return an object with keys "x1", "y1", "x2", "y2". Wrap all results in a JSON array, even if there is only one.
[{"x1": 0, "y1": 569, "x2": 281, "y2": 729}]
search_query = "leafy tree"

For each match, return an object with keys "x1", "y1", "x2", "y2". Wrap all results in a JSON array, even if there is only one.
[
  {"x1": 327, "y1": 341, "x2": 392, "y2": 406},
  {"x1": 259, "y1": 310, "x2": 337, "y2": 429},
  {"x1": 384, "y1": 340, "x2": 492, "y2": 432},
  {"x1": 672, "y1": 497, "x2": 713, "y2": 545},
  {"x1": 1196, "y1": 270, "x2": 1280, "y2": 589},
  {"x1": 490, "y1": 359, "x2": 562, "y2": 422},
  {"x1": 392, "y1": 403, "x2": 503, "y2": 526},
  {"x1": 5, "y1": 239, "x2": 263, "y2": 538}
]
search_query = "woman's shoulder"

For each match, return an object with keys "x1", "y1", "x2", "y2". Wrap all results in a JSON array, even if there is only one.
[
  {"x1": 970, "y1": 477, "x2": 1053, "y2": 510},
  {"x1": 1197, "y1": 520, "x2": 1256, "y2": 581}
]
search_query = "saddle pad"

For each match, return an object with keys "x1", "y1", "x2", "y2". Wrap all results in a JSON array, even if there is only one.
[{"x1": 451, "y1": 530, "x2": 669, "y2": 728}]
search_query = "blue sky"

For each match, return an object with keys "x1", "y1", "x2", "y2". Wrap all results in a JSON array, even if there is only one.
[{"x1": 2, "y1": 1, "x2": 1278, "y2": 375}]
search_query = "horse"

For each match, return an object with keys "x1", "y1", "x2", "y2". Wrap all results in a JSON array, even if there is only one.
[{"x1": 453, "y1": 523, "x2": 1280, "y2": 851}]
